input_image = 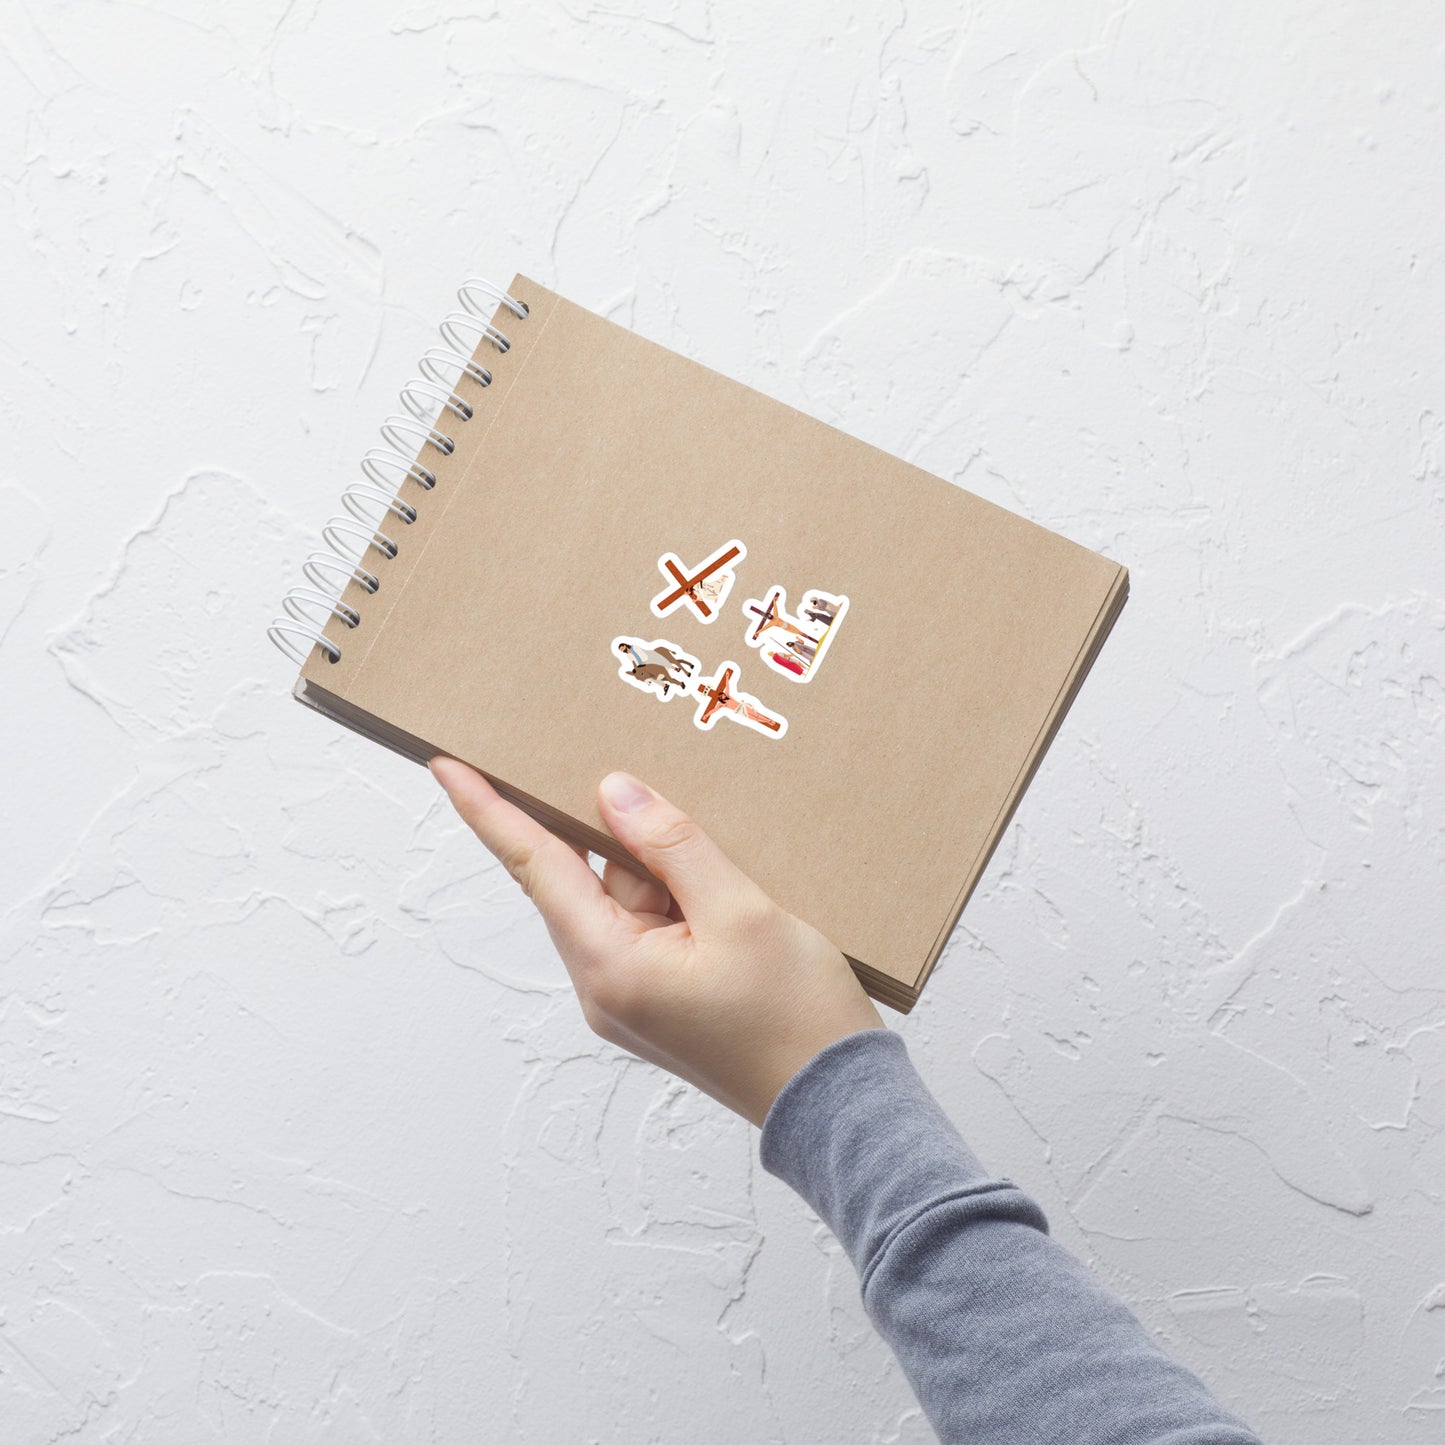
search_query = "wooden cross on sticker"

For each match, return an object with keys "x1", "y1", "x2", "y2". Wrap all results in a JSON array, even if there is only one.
[
  {"x1": 692, "y1": 662, "x2": 787, "y2": 738},
  {"x1": 649, "y1": 539, "x2": 747, "y2": 623}
]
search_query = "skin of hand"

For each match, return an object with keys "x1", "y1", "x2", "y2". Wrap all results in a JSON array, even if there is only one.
[{"x1": 429, "y1": 758, "x2": 886, "y2": 1127}]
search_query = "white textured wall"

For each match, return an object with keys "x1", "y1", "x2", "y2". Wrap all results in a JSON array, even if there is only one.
[{"x1": 3, "y1": 1, "x2": 1442, "y2": 1439}]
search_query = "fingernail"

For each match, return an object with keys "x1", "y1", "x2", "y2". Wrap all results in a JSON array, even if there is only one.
[{"x1": 600, "y1": 771, "x2": 654, "y2": 814}]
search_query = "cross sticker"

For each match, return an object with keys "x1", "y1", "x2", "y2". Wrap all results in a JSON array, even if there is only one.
[
  {"x1": 740, "y1": 584, "x2": 849, "y2": 684},
  {"x1": 649, "y1": 539, "x2": 747, "y2": 624},
  {"x1": 691, "y1": 661, "x2": 787, "y2": 738}
]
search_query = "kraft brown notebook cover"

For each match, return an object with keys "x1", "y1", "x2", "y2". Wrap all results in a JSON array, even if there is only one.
[{"x1": 271, "y1": 274, "x2": 1128, "y2": 1012}]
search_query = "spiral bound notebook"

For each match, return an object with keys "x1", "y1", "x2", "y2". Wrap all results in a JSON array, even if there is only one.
[{"x1": 268, "y1": 274, "x2": 1128, "y2": 1012}]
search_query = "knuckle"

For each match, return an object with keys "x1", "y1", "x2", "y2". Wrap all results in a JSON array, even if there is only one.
[
  {"x1": 496, "y1": 834, "x2": 565, "y2": 903},
  {"x1": 733, "y1": 888, "x2": 784, "y2": 942},
  {"x1": 494, "y1": 839, "x2": 540, "y2": 901},
  {"x1": 499, "y1": 849, "x2": 532, "y2": 896},
  {"x1": 646, "y1": 810, "x2": 701, "y2": 859}
]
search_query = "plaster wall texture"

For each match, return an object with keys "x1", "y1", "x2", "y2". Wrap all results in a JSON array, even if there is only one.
[{"x1": 2, "y1": 1, "x2": 1442, "y2": 1440}]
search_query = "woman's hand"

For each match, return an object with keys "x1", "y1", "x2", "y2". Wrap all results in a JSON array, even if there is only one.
[{"x1": 430, "y1": 759, "x2": 885, "y2": 1127}]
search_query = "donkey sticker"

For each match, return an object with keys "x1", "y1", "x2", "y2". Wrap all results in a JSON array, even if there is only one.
[{"x1": 612, "y1": 636, "x2": 701, "y2": 700}]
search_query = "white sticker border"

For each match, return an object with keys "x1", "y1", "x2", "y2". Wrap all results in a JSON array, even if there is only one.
[
  {"x1": 611, "y1": 635, "x2": 702, "y2": 702},
  {"x1": 690, "y1": 658, "x2": 788, "y2": 739},
  {"x1": 648, "y1": 538, "x2": 748, "y2": 625},
  {"x1": 739, "y1": 585, "x2": 850, "y2": 684}
]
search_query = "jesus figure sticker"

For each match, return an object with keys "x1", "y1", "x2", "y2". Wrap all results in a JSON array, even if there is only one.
[
  {"x1": 613, "y1": 637, "x2": 701, "y2": 700},
  {"x1": 691, "y1": 660, "x2": 787, "y2": 738},
  {"x1": 740, "y1": 585, "x2": 849, "y2": 683},
  {"x1": 649, "y1": 539, "x2": 746, "y2": 624}
]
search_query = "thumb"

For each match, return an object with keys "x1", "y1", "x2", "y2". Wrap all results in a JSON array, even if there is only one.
[{"x1": 598, "y1": 772, "x2": 755, "y2": 928}]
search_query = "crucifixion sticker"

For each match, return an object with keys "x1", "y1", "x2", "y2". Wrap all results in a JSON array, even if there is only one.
[
  {"x1": 691, "y1": 660, "x2": 787, "y2": 738},
  {"x1": 741, "y1": 585, "x2": 849, "y2": 683}
]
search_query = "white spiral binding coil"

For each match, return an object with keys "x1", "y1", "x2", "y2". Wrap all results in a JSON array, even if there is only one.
[
  {"x1": 399, "y1": 378, "x2": 472, "y2": 424},
  {"x1": 284, "y1": 585, "x2": 360, "y2": 631},
  {"x1": 361, "y1": 447, "x2": 435, "y2": 493},
  {"x1": 439, "y1": 310, "x2": 512, "y2": 357},
  {"x1": 303, "y1": 550, "x2": 379, "y2": 595},
  {"x1": 418, "y1": 347, "x2": 491, "y2": 391},
  {"x1": 378, "y1": 413, "x2": 455, "y2": 459},
  {"x1": 341, "y1": 481, "x2": 417, "y2": 528},
  {"x1": 457, "y1": 277, "x2": 529, "y2": 321},
  {"x1": 267, "y1": 279, "x2": 527, "y2": 667}
]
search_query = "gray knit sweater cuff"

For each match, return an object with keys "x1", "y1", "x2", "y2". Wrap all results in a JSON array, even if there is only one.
[{"x1": 758, "y1": 1027, "x2": 1048, "y2": 1279}]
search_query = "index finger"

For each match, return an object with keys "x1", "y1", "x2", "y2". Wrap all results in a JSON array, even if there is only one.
[{"x1": 430, "y1": 756, "x2": 614, "y2": 956}]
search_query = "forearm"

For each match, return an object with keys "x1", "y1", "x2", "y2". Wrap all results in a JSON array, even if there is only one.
[{"x1": 759, "y1": 1030, "x2": 1261, "y2": 1445}]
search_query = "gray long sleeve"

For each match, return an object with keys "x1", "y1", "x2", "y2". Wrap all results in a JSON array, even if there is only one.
[{"x1": 759, "y1": 1028, "x2": 1262, "y2": 1445}]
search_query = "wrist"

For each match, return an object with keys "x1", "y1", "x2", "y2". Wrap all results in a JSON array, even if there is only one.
[{"x1": 749, "y1": 1007, "x2": 887, "y2": 1128}]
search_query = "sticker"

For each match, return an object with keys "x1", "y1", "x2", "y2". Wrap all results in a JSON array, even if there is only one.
[
  {"x1": 691, "y1": 660, "x2": 787, "y2": 738},
  {"x1": 740, "y1": 585, "x2": 849, "y2": 683},
  {"x1": 612, "y1": 636, "x2": 701, "y2": 700},
  {"x1": 650, "y1": 539, "x2": 747, "y2": 624}
]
